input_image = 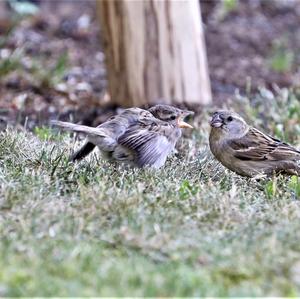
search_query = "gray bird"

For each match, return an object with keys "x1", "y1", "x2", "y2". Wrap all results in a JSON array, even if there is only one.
[
  {"x1": 51, "y1": 105, "x2": 193, "y2": 168},
  {"x1": 209, "y1": 110, "x2": 300, "y2": 177}
]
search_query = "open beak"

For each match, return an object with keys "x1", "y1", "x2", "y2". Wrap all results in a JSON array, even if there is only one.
[
  {"x1": 210, "y1": 114, "x2": 223, "y2": 128},
  {"x1": 177, "y1": 110, "x2": 194, "y2": 129}
]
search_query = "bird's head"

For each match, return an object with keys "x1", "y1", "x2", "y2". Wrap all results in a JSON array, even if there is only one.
[
  {"x1": 210, "y1": 110, "x2": 248, "y2": 137},
  {"x1": 148, "y1": 104, "x2": 194, "y2": 128}
]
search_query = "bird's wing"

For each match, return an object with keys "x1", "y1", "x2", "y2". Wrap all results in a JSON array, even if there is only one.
[
  {"x1": 51, "y1": 109, "x2": 155, "y2": 154},
  {"x1": 228, "y1": 127, "x2": 300, "y2": 161},
  {"x1": 117, "y1": 121, "x2": 176, "y2": 168}
]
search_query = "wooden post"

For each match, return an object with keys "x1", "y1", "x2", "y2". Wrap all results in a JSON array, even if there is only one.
[{"x1": 97, "y1": 0, "x2": 211, "y2": 107}]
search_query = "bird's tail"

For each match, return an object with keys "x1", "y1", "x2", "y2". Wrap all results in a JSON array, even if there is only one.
[
  {"x1": 50, "y1": 120, "x2": 106, "y2": 137},
  {"x1": 70, "y1": 142, "x2": 96, "y2": 161},
  {"x1": 51, "y1": 120, "x2": 116, "y2": 161}
]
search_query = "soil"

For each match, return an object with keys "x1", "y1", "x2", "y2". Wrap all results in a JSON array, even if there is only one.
[
  {"x1": 0, "y1": 0, "x2": 300, "y2": 126},
  {"x1": 203, "y1": 0, "x2": 300, "y2": 103}
]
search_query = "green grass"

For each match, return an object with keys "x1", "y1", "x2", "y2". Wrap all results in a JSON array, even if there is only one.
[
  {"x1": 268, "y1": 38, "x2": 294, "y2": 73},
  {"x1": 1, "y1": 90, "x2": 300, "y2": 296}
]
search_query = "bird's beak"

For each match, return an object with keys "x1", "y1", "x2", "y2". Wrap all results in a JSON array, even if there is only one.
[
  {"x1": 177, "y1": 110, "x2": 194, "y2": 129},
  {"x1": 210, "y1": 114, "x2": 223, "y2": 128}
]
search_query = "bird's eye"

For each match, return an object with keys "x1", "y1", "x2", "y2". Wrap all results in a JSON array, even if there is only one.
[
  {"x1": 170, "y1": 115, "x2": 176, "y2": 120},
  {"x1": 227, "y1": 116, "x2": 233, "y2": 122}
]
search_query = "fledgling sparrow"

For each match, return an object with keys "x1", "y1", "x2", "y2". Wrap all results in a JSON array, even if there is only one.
[
  {"x1": 209, "y1": 110, "x2": 300, "y2": 177},
  {"x1": 51, "y1": 105, "x2": 193, "y2": 168}
]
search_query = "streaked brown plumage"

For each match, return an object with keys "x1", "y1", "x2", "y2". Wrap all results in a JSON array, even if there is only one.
[
  {"x1": 209, "y1": 110, "x2": 300, "y2": 177},
  {"x1": 51, "y1": 105, "x2": 193, "y2": 168}
]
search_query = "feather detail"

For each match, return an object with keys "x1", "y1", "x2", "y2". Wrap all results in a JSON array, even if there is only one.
[
  {"x1": 229, "y1": 127, "x2": 300, "y2": 161},
  {"x1": 118, "y1": 122, "x2": 178, "y2": 168}
]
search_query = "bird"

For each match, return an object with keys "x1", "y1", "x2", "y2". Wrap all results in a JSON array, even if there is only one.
[
  {"x1": 209, "y1": 110, "x2": 300, "y2": 177},
  {"x1": 51, "y1": 104, "x2": 194, "y2": 168}
]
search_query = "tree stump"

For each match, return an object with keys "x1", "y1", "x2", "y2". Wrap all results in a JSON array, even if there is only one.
[{"x1": 97, "y1": 0, "x2": 211, "y2": 107}]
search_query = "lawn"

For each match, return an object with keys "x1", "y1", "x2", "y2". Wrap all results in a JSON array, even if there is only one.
[{"x1": 0, "y1": 89, "x2": 300, "y2": 296}]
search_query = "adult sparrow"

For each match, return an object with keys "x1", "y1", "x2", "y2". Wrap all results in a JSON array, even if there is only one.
[
  {"x1": 209, "y1": 110, "x2": 300, "y2": 177},
  {"x1": 51, "y1": 105, "x2": 193, "y2": 168}
]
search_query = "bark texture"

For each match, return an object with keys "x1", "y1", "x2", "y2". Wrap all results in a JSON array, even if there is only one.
[{"x1": 97, "y1": 0, "x2": 211, "y2": 107}]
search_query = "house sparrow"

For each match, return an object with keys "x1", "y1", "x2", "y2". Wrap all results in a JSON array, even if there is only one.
[
  {"x1": 51, "y1": 105, "x2": 193, "y2": 168},
  {"x1": 209, "y1": 110, "x2": 300, "y2": 177}
]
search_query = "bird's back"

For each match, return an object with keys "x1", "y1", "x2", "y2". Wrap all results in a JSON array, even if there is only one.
[{"x1": 97, "y1": 108, "x2": 154, "y2": 139}]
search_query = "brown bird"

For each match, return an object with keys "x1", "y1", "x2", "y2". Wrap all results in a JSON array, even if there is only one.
[
  {"x1": 51, "y1": 105, "x2": 193, "y2": 168},
  {"x1": 209, "y1": 110, "x2": 300, "y2": 177}
]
